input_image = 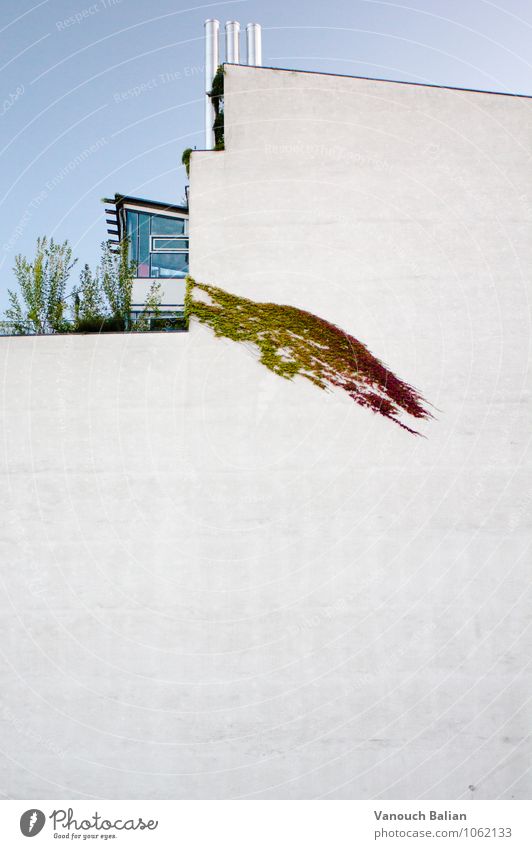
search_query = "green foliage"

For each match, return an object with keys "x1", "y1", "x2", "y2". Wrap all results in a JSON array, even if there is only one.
[
  {"x1": 74, "y1": 263, "x2": 105, "y2": 325},
  {"x1": 186, "y1": 276, "x2": 432, "y2": 435},
  {"x1": 99, "y1": 238, "x2": 134, "y2": 326},
  {"x1": 181, "y1": 147, "x2": 193, "y2": 177},
  {"x1": 71, "y1": 239, "x2": 134, "y2": 332},
  {"x1": 3, "y1": 235, "x2": 165, "y2": 336},
  {"x1": 209, "y1": 65, "x2": 224, "y2": 149},
  {"x1": 69, "y1": 239, "x2": 136, "y2": 333},
  {"x1": 213, "y1": 112, "x2": 225, "y2": 149},
  {"x1": 133, "y1": 281, "x2": 162, "y2": 331},
  {"x1": 6, "y1": 237, "x2": 76, "y2": 334},
  {"x1": 73, "y1": 316, "x2": 125, "y2": 333},
  {"x1": 183, "y1": 275, "x2": 192, "y2": 329},
  {"x1": 209, "y1": 65, "x2": 224, "y2": 101}
]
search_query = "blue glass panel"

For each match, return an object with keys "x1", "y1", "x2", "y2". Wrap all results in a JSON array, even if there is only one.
[
  {"x1": 152, "y1": 237, "x2": 189, "y2": 251},
  {"x1": 150, "y1": 252, "x2": 188, "y2": 278},
  {"x1": 126, "y1": 210, "x2": 138, "y2": 262},
  {"x1": 137, "y1": 213, "x2": 150, "y2": 277},
  {"x1": 150, "y1": 214, "x2": 185, "y2": 235}
]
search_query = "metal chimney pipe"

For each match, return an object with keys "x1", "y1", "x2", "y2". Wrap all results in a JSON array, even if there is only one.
[
  {"x1": 204, "y1": 18, "x2": 220, "y2": 149},
  {"x1": 225, "y1": 21, "x2": 240, "y2": 64},
  {"x1": 245, "y1": 23, "x2": 262, "y2": 66}
]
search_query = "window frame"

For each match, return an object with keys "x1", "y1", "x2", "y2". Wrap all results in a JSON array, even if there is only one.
[
  {"x1": 150, "y1": 236, "x2": 189, "y2": 253},
  {"x1": 124, "y1": 207, "x2": 189, "y2": 280},
  {"x1": 149, "y1": 251, "x2": 189, "y2": 279}
]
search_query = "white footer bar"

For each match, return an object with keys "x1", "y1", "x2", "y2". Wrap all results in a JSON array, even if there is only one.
[{"x1": 0, "y1": 799, "x2": 530, "y2": 848}]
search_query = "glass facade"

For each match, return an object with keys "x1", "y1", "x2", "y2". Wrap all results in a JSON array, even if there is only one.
[
  {"x1": 151, "y1": 237, "x2": 188, "y2": 251},
  {"x1": 150, "y1": 252, "x2": 189, "y2": 278},
  {"x1": 125, "y1": 209, "x2": 189, "y2": 278}
]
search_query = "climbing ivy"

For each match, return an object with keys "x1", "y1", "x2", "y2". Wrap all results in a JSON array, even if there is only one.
[
  {"x1": 209, "y1": 65, "x2": 225, "y2": 149},
  {"x1": 186, "y1": 277, "x2": 432, "y2": 435},
  {"x1": 181, "y1": 147, "x2": 193, "y2": 177}
]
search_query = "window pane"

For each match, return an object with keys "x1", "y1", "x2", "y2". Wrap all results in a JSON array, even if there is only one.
[
  {"x1": 138, "y1": 213, "x2": 150, "y2": 277},
  {"x1": 150, "y1": 214, "x2": 185, "y2": 235},
  {"x1": 150, "y1": 252, "x2": 189, "y2": 278},
  {"x1": 152, "y1": 237, "x2": 189, "y2": 251},
  {"x1": 126, "y1": 211, "x2": 138, "y2": 262}
]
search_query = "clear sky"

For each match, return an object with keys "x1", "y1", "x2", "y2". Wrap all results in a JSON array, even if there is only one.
[{"x1": 1, "y1": 0, "x2": 531, "y2": 309}]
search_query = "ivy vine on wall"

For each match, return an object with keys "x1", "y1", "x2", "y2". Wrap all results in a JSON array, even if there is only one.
[
  {"x1": 185, "y1": 277, "x2": 432, "y2": 435},
  {"x1": 209, "y1": 65, "x2": 225, "y2": 150}
]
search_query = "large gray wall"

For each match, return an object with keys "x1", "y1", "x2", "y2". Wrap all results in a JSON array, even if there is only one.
[{"x1": 1, "y1": 67, "x2": 531, "y2": 800}]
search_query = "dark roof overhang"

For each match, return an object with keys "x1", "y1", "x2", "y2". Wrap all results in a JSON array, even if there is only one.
[{"x1": 103, "y1": 193, "x2": 188, "y2": 214}]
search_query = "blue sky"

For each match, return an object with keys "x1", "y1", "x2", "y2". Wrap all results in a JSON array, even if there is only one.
[{"x1": 1, "y1": 0, "x2": 531, "y2": 308}]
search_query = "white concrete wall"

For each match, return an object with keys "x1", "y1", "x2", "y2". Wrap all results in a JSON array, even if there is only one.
[
  {"x1": 0, "y1": 68, "x2": 530, "y2": 800},
  {"x1": 188, "y1": 67, "x2": 531, "y2": 798}
]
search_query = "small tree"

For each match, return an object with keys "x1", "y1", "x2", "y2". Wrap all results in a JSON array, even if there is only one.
[
  {"x1": 73, "y1": 263, "x2": 105, "y2": 327},
  {"x1": 71, "y1": 240, "x2": 133, "y2": 332},
  {"x1": 6, "y1": 237, "x2": 76, "y2": 334},
  {"x1": 134, "y1": 281, "x2": 162, "y2": 331},
  {"x1": 99, "y1": 239, "x2": 134, "y2": 329}
]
